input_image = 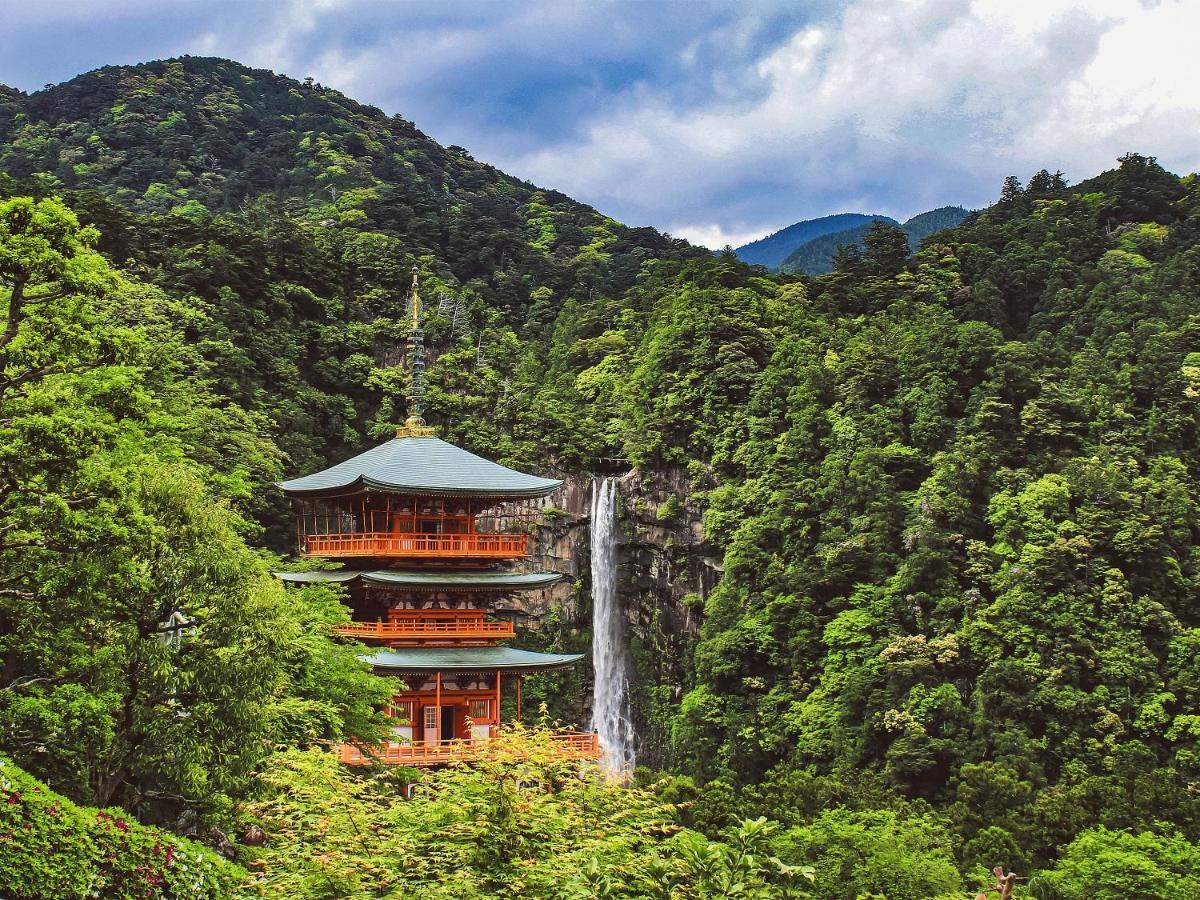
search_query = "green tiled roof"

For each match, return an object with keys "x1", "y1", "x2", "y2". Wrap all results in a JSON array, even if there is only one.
[
  {"x1": 275, "y1": 571, "x2": 359, "y2": 583},
  {"x1": 274, "y1": 570, "x2": 563, "y2": 591},
  {"x1": 278, "y1": 436, "x2": 562, "y2": 499},
  {"x1": 363, "y1": 646, "x2": 583, "y2": 673}
]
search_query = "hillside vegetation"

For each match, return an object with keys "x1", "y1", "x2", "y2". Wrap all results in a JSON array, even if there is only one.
[{"x1": 1, "y1": 57, "x2": 1200, "y2": 897}]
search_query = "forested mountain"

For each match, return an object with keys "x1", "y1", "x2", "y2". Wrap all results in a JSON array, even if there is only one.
[
  {"x1": 902, "y1": 204, "x2": 970, "y2": 242},
  {"x1": 733, "y1": 212, "x2": 885, "y2": 269},
  {"x1": 780, "y1": 205, "x2": 970, "y2": 274},
  {"x1": 734, "y1": 207, "x2": 969, "y2": 275},
  {"x1": 0, "y1": 57, "x2": 701, "y2": 540},
  {"x1": 3, "y1": 54, "x2": 1200, "y2": 897}
]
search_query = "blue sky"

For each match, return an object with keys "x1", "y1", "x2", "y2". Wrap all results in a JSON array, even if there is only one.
[{"x1": 3, "y1": 0, "x2": 1199, "y2": 247}]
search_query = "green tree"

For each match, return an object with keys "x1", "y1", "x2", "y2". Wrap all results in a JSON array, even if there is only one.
[
  {"x1": 1040, "y1": 828, "x2": 1200, "y2": 900},
  {"x1": 0, "y1": 197, "x2": 389, "y2": 821},
  {"x1": 861, "y1": 221, "x2": 911, "y2": 277}
]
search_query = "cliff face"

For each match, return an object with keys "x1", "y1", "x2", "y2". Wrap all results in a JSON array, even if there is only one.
[{"x1": 519, "y1": 468, "x2": 719, "y2": 768}]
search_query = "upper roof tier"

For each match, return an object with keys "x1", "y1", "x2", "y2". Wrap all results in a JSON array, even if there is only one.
[{"x1": 278, "y1": 435, "x2": 563, "y2": 499}]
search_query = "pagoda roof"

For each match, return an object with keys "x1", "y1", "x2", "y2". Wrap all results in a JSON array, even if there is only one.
[
  {"x1": 274, "y1": 570, "x2": 563, "y2": 591},
  {"x1": 363, "y1": 646, "x2": 583, "y2": 674},
  {"x1": 278, "y1": 436, "x2": 562, "y2": 499}
]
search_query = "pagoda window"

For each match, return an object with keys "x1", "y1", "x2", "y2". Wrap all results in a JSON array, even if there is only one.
[
  {"x1": 469, "y1": 699, "x2": 491, "y2": 721},
  {"x1": 385, "y1": 700, "x2": 415, "y2": 723}
]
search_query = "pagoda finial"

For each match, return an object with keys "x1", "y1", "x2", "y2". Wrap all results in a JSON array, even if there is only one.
[
  {"x1": 409, "y1": 264, "x2": 421, "y2": 330},
  {"x1": 397, "y1": 265, "x2": 436, "y2": 438}
]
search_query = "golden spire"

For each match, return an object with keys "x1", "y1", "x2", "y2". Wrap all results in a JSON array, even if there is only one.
[
  {"x1": 397, "y1": 265, "x2": 436, "y2": 438},
  {"x1": 409, "y1": 263, "x2": 421, "y2": 330}
]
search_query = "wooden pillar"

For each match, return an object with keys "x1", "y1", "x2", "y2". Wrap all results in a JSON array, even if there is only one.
[
  {"x1": 435, "y1": 671, "x2": 442, "y2": 744},
  {"x1": 516, "y1": 676, "x2": 522, "y2": 721},
  {"x1": 496, "y1": 670, "x2": 502, "y2": 727}
]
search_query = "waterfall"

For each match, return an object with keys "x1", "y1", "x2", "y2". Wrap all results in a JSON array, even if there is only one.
[{"x1": 590, "y1": 476, "x2": 635, "y2": 776}]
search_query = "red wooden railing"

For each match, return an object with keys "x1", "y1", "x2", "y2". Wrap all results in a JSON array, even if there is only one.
[
  {"x1": 304, "y1": 532, "x2": 528, "y2": 559},
  {"x1": 338, "y1": 732, "x2": 600, "y2": 767},
  {"x1": 335, "y1": 620, "x2": 516, "y2": 641}
]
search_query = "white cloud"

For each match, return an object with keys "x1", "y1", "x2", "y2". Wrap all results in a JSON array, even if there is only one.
[
  {"x1": 495, "y1": 0, "x2": 1200, "y2": 239},
  {"x1": 669, "y1": 222, "x2": 773, "y2": 251},
  {"x1": 7, "y1": 0, "x2": 1198, "y2": 242}
]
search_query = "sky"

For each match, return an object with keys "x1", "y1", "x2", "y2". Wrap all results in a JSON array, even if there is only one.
[{"x1": 3, "y1": 0, "x2": 1199, "y2": 248}]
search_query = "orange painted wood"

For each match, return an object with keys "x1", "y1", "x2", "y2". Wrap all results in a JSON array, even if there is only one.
[
  {"x1": 335, "y1": 620, "x2": 516, "y2": 640},
  {"x1": 387, "y1": 609, "x2": 490, "y2": 620},
  {"x1": 304, "y1": 532, "x2": 528, "y2": 559},
  {"x1": 386, "y1": 688, "x2": 503, "y2": 708}
]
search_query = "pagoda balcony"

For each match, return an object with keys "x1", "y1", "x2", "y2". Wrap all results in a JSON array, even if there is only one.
[
  {"x1": 337, "y1": 732, "x2": 600, "y2": 768},
  {"x1": 303, "y1": 532, "x2": 528, "y2": 560},
  {"x1": 335, "y1": 619, "x2": 517, "y2": 642}
]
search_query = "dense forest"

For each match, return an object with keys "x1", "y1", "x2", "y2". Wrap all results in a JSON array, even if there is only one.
[{"x1": 2, "y1": 57, "x2": 1200, "y2": 897}]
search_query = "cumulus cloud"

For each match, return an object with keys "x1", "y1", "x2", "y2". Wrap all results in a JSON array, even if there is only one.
[
  {"x1": 499, "y1": 0, "x2": 1200, "y2": 245},
  {"x1": 2, "y1": 0, "x2": 1197, "y2": 247}
]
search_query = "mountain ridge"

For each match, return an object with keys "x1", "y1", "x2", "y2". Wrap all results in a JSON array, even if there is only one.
[
  {"x1": 777, "y1": 204, "x2": 970, "y2": 274},
  {"x1": 732, "y1": 212, "x2": 886, "y2": 269}
]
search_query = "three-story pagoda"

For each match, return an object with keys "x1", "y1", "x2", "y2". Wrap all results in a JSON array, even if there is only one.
[{"x1": 277, "y1": 269, "x2": 596, "y2": 766}]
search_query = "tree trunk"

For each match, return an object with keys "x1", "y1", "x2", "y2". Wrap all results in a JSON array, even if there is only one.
[{"x1": 0, "y1": 277, "x2": 26, "y2": 353}]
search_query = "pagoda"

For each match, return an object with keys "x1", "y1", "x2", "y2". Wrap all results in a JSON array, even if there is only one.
[{"x1": 277, "y1": 268, "x2": 597, "y2": 766}]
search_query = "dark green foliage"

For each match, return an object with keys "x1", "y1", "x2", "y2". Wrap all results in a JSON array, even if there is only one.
[
  {"x1": 0, "y1": 58, "x2": 701, "y2": 551},
  {"x1": 901, "y1": 205, "x2": 971, "y2": 244},
  {"x1": 666, "y1": 151, "x2": 1200, "y2": 878},
  {"x1": 0, "y1": 196, "x2": 390, "y2": 828},
  {"x1": 0, "y1": 753, "x2": 241, "y2": 898},
  {"x1": 773, "y1": 807, "x2": 963, "y2": 899},
  {"x1": 1042, "y1": 827, "x2": 1200, "y2": 899}
]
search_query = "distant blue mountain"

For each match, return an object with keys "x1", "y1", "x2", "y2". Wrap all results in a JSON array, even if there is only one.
[
  {"x1": 779, "y1": 205, "x2": 970, "y2": 275},
  {"x1": 732, "y1": 213, "x2": 886, "y2": 269}
]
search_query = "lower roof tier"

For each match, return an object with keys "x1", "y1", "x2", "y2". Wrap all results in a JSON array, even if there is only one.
[
  {"x1": 363, "y1": 645, "x2": 583, "y2": 674},
  {"x1": 274, "y1": 570, "x2": 563, "y2": 591}
]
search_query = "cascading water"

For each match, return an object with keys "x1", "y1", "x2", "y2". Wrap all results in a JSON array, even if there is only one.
[{"x1": 590, "y1": 477, "x2": 635, "y2": 776}]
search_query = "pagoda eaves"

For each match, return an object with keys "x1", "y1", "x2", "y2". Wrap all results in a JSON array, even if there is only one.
[
  {"x1": 278, "y1": 435, "x2": 562, "y2": 499},
  {"x1": 275, "y1": 570, "x2": 563, "y2": 590}
]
